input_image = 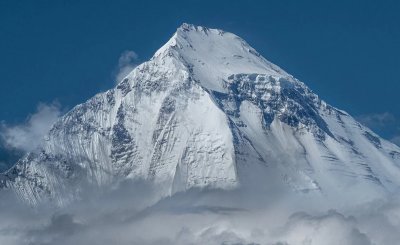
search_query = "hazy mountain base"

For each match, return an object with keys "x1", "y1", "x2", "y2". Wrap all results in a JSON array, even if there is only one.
[{"x1": 0, "y1": 180, "x2": 399, "y2": 245}]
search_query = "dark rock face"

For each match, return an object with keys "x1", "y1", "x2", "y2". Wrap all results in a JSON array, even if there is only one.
[{"x1": 213, "y1": 74, "x2": 333, "y2": 139}]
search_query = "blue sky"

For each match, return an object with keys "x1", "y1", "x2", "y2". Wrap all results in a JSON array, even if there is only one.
[{"x1": 0, "y1": 0, "x2": 399, "y2": 168}]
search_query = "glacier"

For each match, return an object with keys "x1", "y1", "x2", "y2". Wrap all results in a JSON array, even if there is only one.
[{"x1": 1, "y1": 23, "x2": 400, "y2": 206}]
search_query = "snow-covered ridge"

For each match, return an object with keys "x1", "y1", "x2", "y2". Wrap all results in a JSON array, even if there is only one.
[
  {"x1": 1, "y1": 23, "x2": 400, "y2": 206},
  {"x1": 153, "y1": 23, "x2": 290, "y2": 92}
]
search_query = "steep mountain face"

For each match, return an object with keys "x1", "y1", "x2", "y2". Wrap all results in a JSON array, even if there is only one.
[{"x1": 1, "y1": 24, "x2": 400, "y2": 206}]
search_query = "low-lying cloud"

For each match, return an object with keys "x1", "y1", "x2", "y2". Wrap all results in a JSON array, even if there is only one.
[
  {"x1": 1, "y1": 181, "x2": 400, "y2": 245},
  {"x1": 0, "y1": 102, "x2": 62, "y2": 152}
]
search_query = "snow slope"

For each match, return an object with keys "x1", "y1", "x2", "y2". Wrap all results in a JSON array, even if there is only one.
[{"x1": 1, "y1": 23, "x2": 400, "y2": 206}]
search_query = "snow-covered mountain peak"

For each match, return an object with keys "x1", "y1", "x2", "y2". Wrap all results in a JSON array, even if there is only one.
[
  {"x1": 153, "y1": 23, "x2": 290, "y2": 92},
  {"x1": 177, "y1": 23, "x2": 218, "y2": 34},
  {"x1": 2, "y1": 24, "x2": 400, "y2": 207}
]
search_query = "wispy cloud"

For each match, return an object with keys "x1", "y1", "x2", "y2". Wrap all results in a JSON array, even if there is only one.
[
  {"x1": 356, "y1": 112, "x2": 396, "y2": 129},
  {"x1": 391, "y1": 135, "x2": 400, "y2": 146},
  {"x1": 0, "y1": 102, "x2": 62, "y2": 152},
  {"x1": 114, "y1": 50, "x2": 139, "y2": 83}
]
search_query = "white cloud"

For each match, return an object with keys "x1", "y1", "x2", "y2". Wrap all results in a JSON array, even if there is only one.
[
  {"x1": 1, "y1": 183, "x2": 400, "y2": 245},
  {"x1": 272, "y1": 211, "x2": 372, "y2": 245},
  {"x1": 0, "y1": 102, "x2": 62, "y2": 152},
  {"x1": 114, "y1": 50, "x2": 139, "y2": 83}
]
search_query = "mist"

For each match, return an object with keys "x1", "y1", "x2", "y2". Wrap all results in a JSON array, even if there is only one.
[{"x1": 1, "y1": 179, "x2": 399, "y2": 245}]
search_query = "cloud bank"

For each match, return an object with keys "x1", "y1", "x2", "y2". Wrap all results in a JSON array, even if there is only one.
[
  {"x1": 1, "y1": 181, "x2": 400, "y2": 245},
  {"x1": 0, "y1": 102, "x2": 62, "y2": 152}
]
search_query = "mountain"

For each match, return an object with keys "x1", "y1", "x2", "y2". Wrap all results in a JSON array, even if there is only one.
[{"x1": 1, "y1": 23, "x2": 400, "y2": 206}]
